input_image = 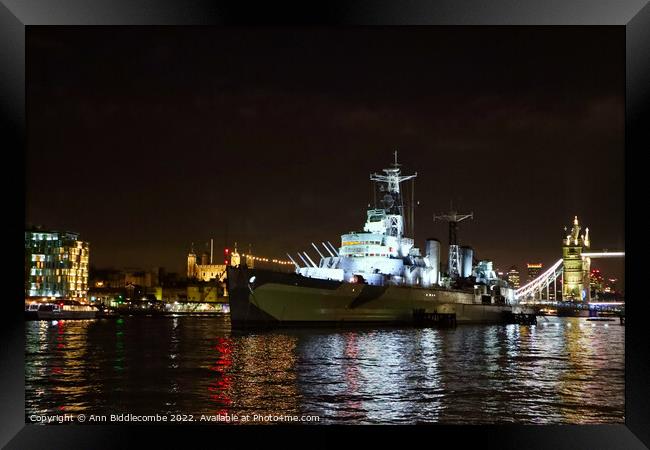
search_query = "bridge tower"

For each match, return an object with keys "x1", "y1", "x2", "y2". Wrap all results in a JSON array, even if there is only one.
[{"x1": 562, "y1": 216, "x2": 591, "y2": 302}]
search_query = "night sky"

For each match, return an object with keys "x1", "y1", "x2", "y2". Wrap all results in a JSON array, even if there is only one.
[{"x1": 26, "y1": 27, "x2": 625, "y2": 286}]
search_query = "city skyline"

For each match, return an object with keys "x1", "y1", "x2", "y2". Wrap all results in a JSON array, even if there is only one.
[{"x1": 26, "y1": 27, "x2": 624, "y2": 285}]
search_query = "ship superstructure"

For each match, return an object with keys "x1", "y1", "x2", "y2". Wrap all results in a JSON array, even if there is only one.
[
  {"x1": 294, "y1": 152, "x2": 432, "y2": 286},
  {"x1": 290, "y1": 153, "x2": 513, "y2": 301},
  {"x1": 226, "y1": 153, "x2": 523, "y2": 327}
]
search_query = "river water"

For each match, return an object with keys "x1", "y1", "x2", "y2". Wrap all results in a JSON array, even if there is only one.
[{"x1": 25, "y1": 315, "x2": 624, "y2": 424}]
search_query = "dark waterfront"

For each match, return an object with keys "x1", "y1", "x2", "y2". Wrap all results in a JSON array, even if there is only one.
[{"x1": 25, "y1": 316, "x2": 624, "y2": 424}]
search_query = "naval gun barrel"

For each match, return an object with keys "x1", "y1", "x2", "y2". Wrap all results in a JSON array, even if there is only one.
[
  {"x1": 287, "y1": 253, "x2": 300, "y2": 269},
  {"x1": 303, "y1": 252, "x2": 318, "y2": 268},
  {"x1": 311, "y1": 242, "x2": 326, "y2": 259},
  {"x1": 321, "y1": 242, "x2": 335, "y2": 258},
  {"x1": 297, "y1": 253, "x2": 310, "y2": 268}
]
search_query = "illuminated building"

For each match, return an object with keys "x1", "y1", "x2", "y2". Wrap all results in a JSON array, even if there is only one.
[
  {"x1": 604, "y1": 277, "x2": 618, "y2": 294},
  {"x1": 188, "y1": 240, "x2": 292, "y2": 282},
  {"x1": 193, "y1": 262, "x2": 227, "y2": 283},
  {"x1": 245, "y1": 252, "x2": 255, "y2": 268},
  {"x1": 187, "y1": 240, "x2": 227, "y2": 283},
  {"x1": 244, "y1": 243, "x2": 255, "y2": 268},
  {"x1": 230, "y1": 243, "x2": 241, "y2": 267},
  {"x1": 506, "y1": 266, "x2": 520, "y2": 289},
  {"x1": 526, "y1": 263, "x2": 543, "y2": 282},
  {"x1": 187, "y1": 243, "x2": 197, "y2": 279},
  {"x1": 589, "y1": 269, "x2": 620, "y2": 298},
  {"x1": 562, "y1": 215, "x2": 591, "y2": 301},
  {"x1": 25, "y1": 227, "x2": 89, "y2": 301},
  {"x1": 590, "y1": 268, "x2": 604, "y2": 295}
]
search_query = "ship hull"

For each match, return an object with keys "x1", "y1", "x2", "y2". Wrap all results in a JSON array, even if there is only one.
[{"x1": 227, "y1": 266, "x2": 523, "y2": 328}]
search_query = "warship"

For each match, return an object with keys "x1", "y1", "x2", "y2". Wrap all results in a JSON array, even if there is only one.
[{"x1": 227, "y1": 153, "x2": 530, "y2": 327}]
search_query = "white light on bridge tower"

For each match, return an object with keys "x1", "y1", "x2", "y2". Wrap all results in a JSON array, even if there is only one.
[
  {"x1": 562, "y1": 215, "x2": 592, "y2": 302},
  {"x1": 514, "y1": 218, "x2": 623, "y2": 303}
]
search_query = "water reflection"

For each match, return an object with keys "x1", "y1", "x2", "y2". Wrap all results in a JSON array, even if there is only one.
[
  {"x1": 340, "y1": 333, "x2": 363, "y2": 420},
  {"x1": 227, "y1": 333, "x2": 300, "y2": 421},
  {"x1": 25, "y1": 316, "x2": 624, "y2": 424},
  {"x1": 25, "y1": 319, "x2": 95, "y2": 415},
  {"x1": 207, "y1": 336, "x2": 233, "y2": 415}
]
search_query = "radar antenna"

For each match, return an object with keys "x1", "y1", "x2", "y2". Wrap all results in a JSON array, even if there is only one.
[{"x1": 369, "y1": 152, "x2": 417, "y2": 237}]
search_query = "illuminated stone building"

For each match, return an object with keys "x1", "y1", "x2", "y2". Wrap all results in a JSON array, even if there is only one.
[
  {"x1": 195, "y1": 264, "x2": 227, "y2": 282},
  {"x1": 562, "y1": 216, "x2": 591, "y2": 301},
  {"x1": 187, "y1": 244, "x2": 197, "y2": 279},
  {"x1": 187, "y1": 241, "x2": 226, "y2": 283},
  {"x1": 228, "y1": 243, "x2": 256, "y2": 268},
  {"x1": 25, "y1": 228, "x2": 89, "y2": 301},
  {"x1": 230, "y1": 243, "x2": 241, "y2": 267}
]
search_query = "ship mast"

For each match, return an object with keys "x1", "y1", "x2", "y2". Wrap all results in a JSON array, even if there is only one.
[
  {"x1": 369, "y1": 150, "x2": 417, "y2": 238},
  {"x1": 433, "y1": 206, "x2": 473, "y2": 279}
]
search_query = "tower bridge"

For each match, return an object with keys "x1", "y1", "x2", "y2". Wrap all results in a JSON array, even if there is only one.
[{"x1": 514, "y1": 216, "x2": 624, "y2": 304}]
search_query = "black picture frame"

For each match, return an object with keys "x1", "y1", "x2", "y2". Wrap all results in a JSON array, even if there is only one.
[{"x1": 2, "y1": 1, "x2": 648, "y2": 448}]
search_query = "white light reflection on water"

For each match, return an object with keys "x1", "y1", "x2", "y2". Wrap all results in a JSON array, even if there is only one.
[{"x1": 25, "y1": 316, "x2": 624, "y2": 424}]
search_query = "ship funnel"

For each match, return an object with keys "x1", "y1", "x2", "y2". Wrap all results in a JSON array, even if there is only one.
[
  {"x1": 425, "y1": 238, "x2": 440, "y2": 285},
  {"x1": 461, "y1": 246, "x2": 474, "y2": 278}
]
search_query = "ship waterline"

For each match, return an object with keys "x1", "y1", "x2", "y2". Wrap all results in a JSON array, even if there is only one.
[{"x1": 227, "y1": 266, "x2": 524, "y2": 327}]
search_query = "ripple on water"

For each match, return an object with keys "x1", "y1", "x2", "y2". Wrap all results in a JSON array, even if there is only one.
[{"x1": 25, "y1": 316, "x2": 624, "y2": 423}]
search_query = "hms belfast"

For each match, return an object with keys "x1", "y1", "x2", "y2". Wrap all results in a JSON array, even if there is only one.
[{"x1": 227, "y1": 154, "x2": 528, "y2": 327}]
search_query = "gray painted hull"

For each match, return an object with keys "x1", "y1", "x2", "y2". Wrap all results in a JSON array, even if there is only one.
[{"x1": 227, "y1": 266, "x2": 521, "y2": 327}]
